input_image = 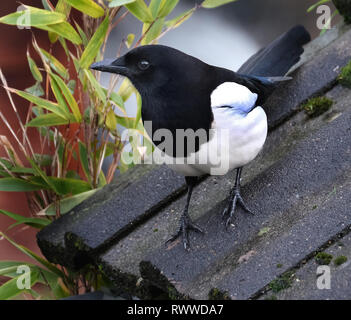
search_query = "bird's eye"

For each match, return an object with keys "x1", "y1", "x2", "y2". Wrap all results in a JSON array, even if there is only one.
[{"x1": 138, "y1": 60, "x2": 150, "y2": 70}]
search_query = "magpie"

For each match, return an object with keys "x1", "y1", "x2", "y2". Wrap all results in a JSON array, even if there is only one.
[{"x1": 91, "y1": 25, "x2": 311, "y2": 250}]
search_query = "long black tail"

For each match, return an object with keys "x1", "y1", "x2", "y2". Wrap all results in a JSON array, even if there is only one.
[{"x1": 238, "y1": 25, "x2": 311, "y2": 77}]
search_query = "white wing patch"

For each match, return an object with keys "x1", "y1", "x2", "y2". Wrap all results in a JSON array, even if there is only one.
[{"x1": 211, "y1": 82, "x2": 258, "y2": 113}]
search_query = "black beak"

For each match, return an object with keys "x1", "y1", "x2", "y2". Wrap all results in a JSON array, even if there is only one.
[{"x1": 90, "y1": 56, "x2": 129, "y2": 75}]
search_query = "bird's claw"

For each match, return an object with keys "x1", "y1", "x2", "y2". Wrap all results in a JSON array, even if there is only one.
[
  {"x1": 166, "y1": 214, "x2": 203, "y2": 250},
  {"x1": 222, "y1": 189, "x2": 255, "y2": 228}
]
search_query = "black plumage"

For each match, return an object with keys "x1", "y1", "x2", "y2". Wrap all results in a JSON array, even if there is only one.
[{"x1": 91, "y1": 25, "x2": 311, "y2": 250}]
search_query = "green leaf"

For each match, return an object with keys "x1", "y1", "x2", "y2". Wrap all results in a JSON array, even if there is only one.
[
  {"x1": 50, "y1": 75, "x2": 71, "y2": 114},
  {"x1": 10, "y1": 88, "x2": 69, "y2": 119},
  {"x1": 26, "y1": 113, "x2": 73, "y2": 127},
  {"x1": 67, "y1": 80, "x2": 76, "y2": 94},
  {"x1": 33, "y1": 154, "x2": 53, "y2": 167},
  {"x1": 106, "y1": 108, "x2": 117, "y2": 131},
  {"x1": 0, "y1": 261, "x2": 67, "y2": 299},
  {"x1": 47, "y1": 177, "x2": 91, "y2": 195},
  {"x1": 50, "y1": 73, "x2": 82, "y2": 122},
  {"x1": 0, "y1": 232, "x2": 64, "y2": 278},
  {"x1": 158, "y1": 0, "x2": 179, "y2": 18},
  {"x1": 134, "y1": 91, "x2": 142, "y2": 127},
  {"x1": 27, "y1": 157, "x2": 57, "y2": 193},
  {"x1": 41, "y1": 21, "x2": 82, "y2": 45},
  {"x1": 125, "y1": 33, "x2": 135, "y2": 48},
  {"x1": 27, "y1": 52, "x2": 42, "y2": 82},
  {"x1": 125, "y1": 0, "x2": 154, "y2": 22},
  {"x1": 109, "y1": 0, "x2": 136, "y2": 7},
  {"x1": 0, "y1": 209, "x2": 50, "y2": 229},
  {"x1": 10, "y1": 167, "x2": 36, "y2": 174},
  {"x1": 74, "y1": 21, "x2": 89, "y2": 46},
  {"x1": 41, "y1": 0, "x2": 54, "y2": 11},
  {"x1": 307, "y1": 0, "x2": 330, "y2": 12},
  {"x1": 44, "y1": 189, "x2": 98, "y2": 215},
  {"x1": 98, "y1": 171, "x2": 107, "y2": 188},
  {"x1": 56, "y1": 0, "x2": 71, "y2": 16},
  {"x1": 149, "y1": 0, "x2": 162, "y2": 18},
  {"x1": 64, "y1": 0, "x2": 105, "y2": 18},
  {"x1": 0, "y1": 178, "x2": 45, "y2": 192},
  {"x1": 0, "y1": 269, "x2": 39, "y2": 300},
  {"x1": 39, "y1": 48, "x2": 69, "y2": 79},
  {"x1": 141, "y1": 18, "x2": 164, "y2": 44},
  {"x1": 84, "y1": 69, "x2": 106, "y2": 103},
  {"x1": 165, "y1": 7, "x2": 195, "y2": 29},
  {"x1": 80, "y1": 15, "x2": 109, "y2": 69},
  {"x1": 78, "y1": 141, "x2": 91, "y2": 184},
  {"x1": 0, "y1": 5, "x2": 65, "y2": 27},
  {"x1": 201, "y1": 0, "x2": 237, "y2": 8},
  {"x1": 25, "y1": 82, "x2": 44, "y2": 97},
  {"x1": 0, "y1": 265, "x2": 21, "y2": 277},
  {"x1": 118, "y1": 78, "x2": 134, "y2": 101}
]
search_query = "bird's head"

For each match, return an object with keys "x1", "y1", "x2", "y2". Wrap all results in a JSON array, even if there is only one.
[{"x1": 90, "y1": 45, "x2": 209, "y2": 95}]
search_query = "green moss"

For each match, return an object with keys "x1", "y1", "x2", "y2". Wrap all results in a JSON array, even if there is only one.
[
  {"x1": 338, "y1": 60, "x2": 351, "y2": 88},
  {"x1": 265, "y1": 295, "x2": 278, "y2": 300},
  {"x1": 209, "y1": 288, "x2": 230, "y2": 300},
  {"x1": 334, "y1": 255, "x2": 347, "y2": 266},
  {"x1": 258, "y1": 227, "x2": 270, "y2": 236},
  {"x1": 315, "y1": 252, "x2": 333, "y2": 265},
  {"x1": 268, "y1": 271, "x2": 294, "y2": 293},
  {"x1": 276, "y1": 263, "x2": 283, "y2": 268},
  {"x1": 303, "y1": 97, "x2": 333, "y2": 118}
]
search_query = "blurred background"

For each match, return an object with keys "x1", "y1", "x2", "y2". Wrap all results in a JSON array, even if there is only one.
[{"x1": 0, "y1": 0, "x2": 338, "y2": 263}]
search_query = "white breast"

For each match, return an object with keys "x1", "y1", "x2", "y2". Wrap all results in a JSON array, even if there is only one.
[{"x1": 154, "y1": 82, "x2": 268, "y2": 176}]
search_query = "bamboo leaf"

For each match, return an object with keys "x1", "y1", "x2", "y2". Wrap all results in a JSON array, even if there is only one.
[
  {"x1": 0, "y1": 209, "x2": 50, "y2": 229},
  {"x1": 50, "y1": 73, "x2": 82, "y2": 122},
  {"x1": 26, "y1": 113, "x2": 73, "y2": 127},
  {"x1": 0, "y1": 269, "x2": 39, "y2": 300},
  {"x1": 41, "y1": 21, "x2": 82, "y2": 45},
  {"x1": 39, "y1": 48, "x2": 69, "y2": 79},
  {"x1": 0, "y1": 232, "x2": 64, "y2": 278},
  {"x1": 134, "y1": 91, "x2": 142, "y2": 128},
  {"x1": 49, "y1": 75, "x2": 71, "y2": 114},
  {"x1": 307, "y1": 0, "x2": 330, "y2": 12},
  {"x1": 158, "y1": 0, "x2": 179, "y2": 18},
  {"x1": 84, "y1": 69, "x2": 106, "y2": 103},
  {"x1": 109, "y1": 0, "x2": 136, "y2": 7},
  {"x1": 78, "y1": 142, "x2": 91, "y2": 184},
  {"x1": 125, "y1": 33, "x2": 135, "y2": 48},
  {"x1": 79, "y1": 15, "x2": 109, "y2": 69},
  {"x1": 64, "y1": 0, "x2": 105, "y2": 18},
  {"x1": 27, "y1": 52, "x2": 42, "y2": 82},
  {"x1": 74, "y1": 21, "x2": 89, "y2": 46},
  {"x1": 141, "y1": 18, "x2": 164, "y2": 44},
  {"x1": 125, "y1": 0, "x2": 154, "y2": 22},
  {"x1": 25, "y1": 82, "x2": 44, "y2": 97},
  {"x1": 47, "y1": 177, "x2": 91, "y2": 195},
  {"x1": 202, "y1": 0, "x2": 237, "y2": 8},
  {"x1": 44, "y1": 189, "x2": 98, "y2": 215},
  {"x1": 0, "y1": 5, "x2": 65, "y2": 27},
  {"x1": 8, "y1": 88, "x2": 69, "y2": 119},
  {"x1": 117, "y1": 78, "x2": 134, "y2": 101},
  {"x1": 165, "y1": 7, "x2": 195, "y2": 29},
  {"x1": 149, "y1": 0, "x2": 162, "y2": 18},
  {"x1": 106, "y1": 108, "x2": 117, "y2": 131},
  {"x1": 0, "y1": 178, "x2": 45, "y2": 192}
]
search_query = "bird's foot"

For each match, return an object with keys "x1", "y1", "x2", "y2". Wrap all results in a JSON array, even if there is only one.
[
  {"x1": 222, "y1": 187, "x2": 255, "y2": 228},
  {"x1": 166, "y1": 214, "x2": 204, "y2": 250}
]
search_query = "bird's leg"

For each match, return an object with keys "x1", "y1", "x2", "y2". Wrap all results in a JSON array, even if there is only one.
[
  {"x1": 166, "y1": 177, "x2": 204, "y2": 250},
  {"x1": 222, "y1": 167, "x2": 255, "y2": 228}
]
